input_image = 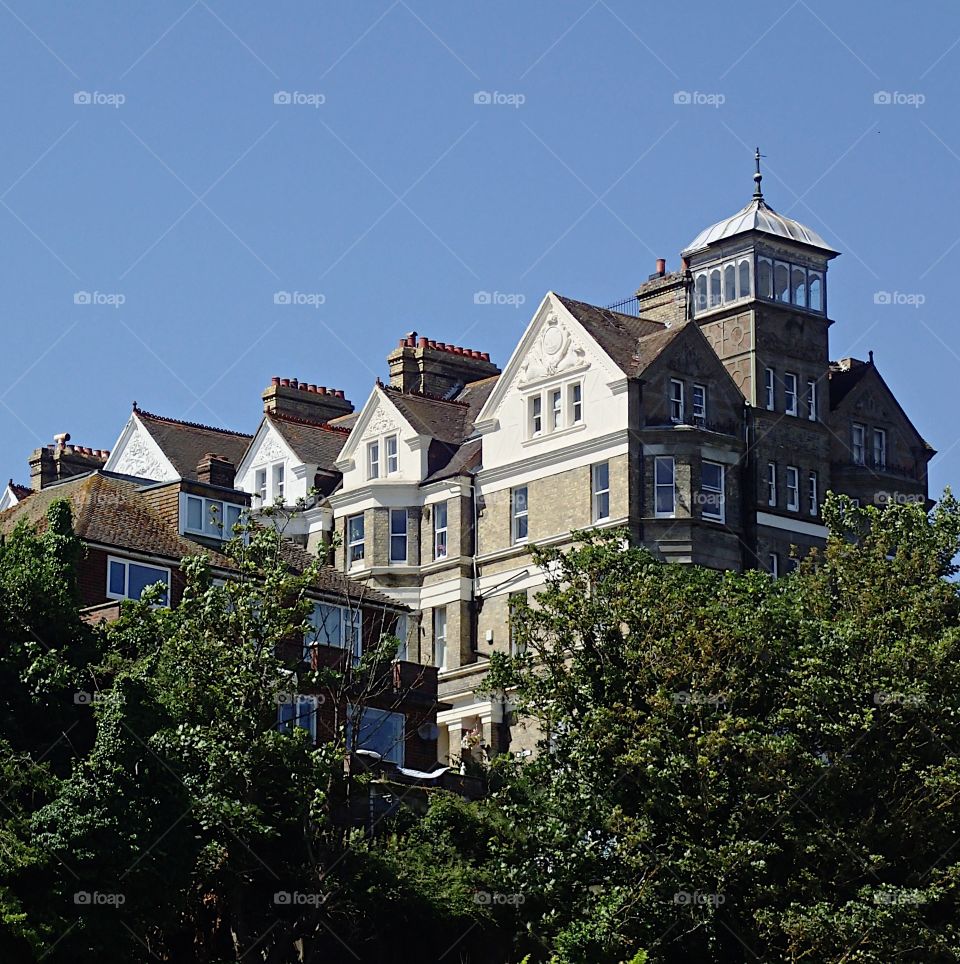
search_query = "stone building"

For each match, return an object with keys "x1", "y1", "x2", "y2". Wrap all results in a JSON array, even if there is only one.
[{"x1": 231, "y1": 157, "x2": 934, "y2": 765}]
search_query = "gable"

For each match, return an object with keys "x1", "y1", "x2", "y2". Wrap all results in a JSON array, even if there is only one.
[
  {"x1": 475, "y1": 292, "x2": 628, "y2": 431},
  {"x1": 103, "y1": 415, "x2": 178, "y2": 483},
  {"x1": 236, "y1": 418, "x2": 299, "y2": 479},
  {"x1": 336, "y1": 388, "x2": 415, "y2": 470},
  {"x1": 0, "y1": 485, "x2": 21, "y2": 512}
]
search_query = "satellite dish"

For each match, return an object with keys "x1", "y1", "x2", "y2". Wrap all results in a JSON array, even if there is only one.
[{"x1": 417, "y1": 722, "x2": 440, "y2": 741}]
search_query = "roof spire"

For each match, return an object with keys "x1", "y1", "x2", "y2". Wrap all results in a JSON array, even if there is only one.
[{"x1": 753, "y1": 146, "x2": 764, "y2": 200}]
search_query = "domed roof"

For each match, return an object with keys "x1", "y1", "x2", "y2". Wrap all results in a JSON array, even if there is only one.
[
  {"x1": 682, "y1": 196, "x2": 838, "y2": 257},
  {"x1": 682, "y1": 192, "x2": 839, "y2": 258}
]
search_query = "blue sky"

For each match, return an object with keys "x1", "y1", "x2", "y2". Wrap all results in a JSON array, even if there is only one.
[{"x1": 1, "y1": 1, "x2": 958, "y2": 498}]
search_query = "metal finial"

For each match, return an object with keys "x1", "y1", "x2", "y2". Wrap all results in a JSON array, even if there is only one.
[{"x1": 753, "y1": 146, "x2": 764, "y2": 200}]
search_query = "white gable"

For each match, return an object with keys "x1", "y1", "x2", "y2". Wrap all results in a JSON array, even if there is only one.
[
  {"x1": 0, "y1": 484, "x2": 22, "y2": 512},
  {"x1": 474, "y1": 292, "x2": 629, "y2": 474},
  {"x1": 336, "y1": 387, "x2": 425, "y2": 486},
  {"x1": 235, "y1": 418, "x2": 304, "y2": 499},
  {"x1": 103, "y1": 414, "x2": 178, "y2": 482}
]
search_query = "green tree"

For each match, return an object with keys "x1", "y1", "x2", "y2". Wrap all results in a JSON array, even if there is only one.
[{"x1": 484, "y1": 493, "x2": 960, "y2": 963}]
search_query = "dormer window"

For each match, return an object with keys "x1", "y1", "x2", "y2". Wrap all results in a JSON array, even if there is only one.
[{"x1": 183, "y1": 494, "x2": 244, "y2": 539}]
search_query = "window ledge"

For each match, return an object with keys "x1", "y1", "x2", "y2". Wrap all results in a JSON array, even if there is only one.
[{"x1": 521, "y1": 422, "x2": 586, "y2": 448}]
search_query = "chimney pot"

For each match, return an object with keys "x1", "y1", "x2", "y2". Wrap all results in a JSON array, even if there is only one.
[
  {"x1": 656, "y1": 258, "x2": 666, "y2": 276},
  {"x1": 280, "y1": 378, "x2": 290, "y2": 388},
  {"x1": 271, "y1": 376, "x2": 280, "y2": 386},
  {"x1": 418, "y1": 336, "x2": 428, "y2": 349}
]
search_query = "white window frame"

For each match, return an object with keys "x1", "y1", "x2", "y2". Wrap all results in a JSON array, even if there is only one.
[
  {"x1": 784, "y1": 372, "x2": 798, "y2": 416},
  {"x1": 592, "y1": 461, "x2": 610, "y2": 522},
  {"x1": 255, "y1": 467, "x2": 267, "y2": 503},
  {"x1": 182, "y1": 494, "x2": 244, "y2": 539},
  {"x1": 433, "y1": 606, "x2": 447, "y2": 671},
  {"x1": 786, "y1": 466, "x2": 799, "y2": 512},
  {"x1": 511, "y1": 486, "x2": 529, "y2": 544},
  {"x1": 550, "y1": 388, "x2": 562, "y2": 431},
  {"x1": 767, "y1": 461, "x2": 777, "y2": 507},
  {"x1": 385, "y1": 434, "x2": 399, "y2": 474},
  {"x1": 764, "y1": 368, "x2": 775, "y2": 410},
  {"x1": 769, "y1": 552, "x2": 779, "y2": 578},
  {"x1": 393, "y1": 613, "x2": 409, "y2": 662},
  {"x1": 347, "y1": 514, "x2": 365, "y2": 566},
  {"x1": 873, "y1": 428, "x2": 887, "y2": 470},
  {"x1": 106, "y1": 555, "x2": 171, "y2": 605},
  {"x1": 669, "y1": 379, "x2": 684, "y2": 423},
  {"x1": 272, "y1": 462, "x2": 285, "y2": 501},
  {"x1": 701, "y1": 461, "x2": 725, "y2": 523},
  {"x1": 569, "y1": 382, "x2": 583, "y2": 425},
  {"x1": 692, "y1": 383, "x2": 706, "y2": 424},
  {"x1": 528, "y1": 395, "x2": 543, "y2": 437},
  {"x1": 809, "y1": 470, "x2": 818, "y2": 516},
  {"x1": 852, "y1": 423, "x2": 866, "y2": 465},
  {"x1": 807, "y1": 379, "x2": 817, "y2": 421},
  {"x1": 305, "y1": 602, "x2": 362, "y2": 663},
  {"x1": 389, "y1": 508, "x2": 408, "y2": 564},
  {"x1": 654, "y1": 456, "x2": 675, "y2": 518},
  {"x1": 367, "y1": 440, "x2": 380, "y2": 480},
  {"x1": 278, "y1": 695, "x2": 319, "y2": 742},
  {"x1": 433, "y1": 500, "x2": 448, "y2": 560}
]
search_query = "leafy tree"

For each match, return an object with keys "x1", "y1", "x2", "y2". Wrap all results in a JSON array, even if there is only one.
[{"x1": 484, "y1": 493, "x2": 960, "y2": 963}]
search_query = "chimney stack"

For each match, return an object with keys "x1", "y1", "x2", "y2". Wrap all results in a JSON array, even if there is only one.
[
  {"x1": 197, "y1": 453, "x2": 236, "y2": 489},
  {"x1": 387, "y1": 332, "x2": 500, "y2": 396},
  {"x1": 262, "y1": 377, "x2": 354, "y2": 423},
  {"x1": 28, "y1": 434, "x2": 110, "y2": 491},
  {"x1": 635, "y1": 259, "x2": 687, "y2": 326}
]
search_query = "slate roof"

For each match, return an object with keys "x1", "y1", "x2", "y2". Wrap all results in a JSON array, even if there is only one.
[
  {"x1": 383, "y1": 387, "x2": 472, "y2": 445},
  {"x1": 0, "y1": 472, "x2": 400, "y2": 607},
  {"x1": 556, "y1": 295, "x2": 666, "y2": 375},
  {"x1": 422, "y1": 438, "x2": 482, "y2": 484},
  {"x1": 135, "y1": 408, "x2": 253, "y2": 480},
  {"x1": 266, "y1": 412, "x2": 349, "y2": 469}
]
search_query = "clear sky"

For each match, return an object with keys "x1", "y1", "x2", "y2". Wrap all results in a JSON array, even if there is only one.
[{"x1": 1, "y1": 1, "x2": 958, "y2": 499}]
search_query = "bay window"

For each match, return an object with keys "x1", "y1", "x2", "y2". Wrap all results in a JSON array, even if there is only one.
[
  {"x1": 433, "y1": 500, "x2": 448, "y2": 559},
  {"x1": 389, "y1": 508, "x2": 408, "y2": 564}
]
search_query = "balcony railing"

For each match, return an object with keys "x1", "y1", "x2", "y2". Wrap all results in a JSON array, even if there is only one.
[
  {"x1": 847, "y1": 456, "x2": 924, "y2": 482},
  {"x1": 605, "y1": 296, "x2": 641, "y2": 316}
]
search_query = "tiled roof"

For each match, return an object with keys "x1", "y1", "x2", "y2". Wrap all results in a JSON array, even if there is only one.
[
  {"x1": 632, "y1": 323, "x2": 690, "y2": 376},
  {"x1": 0, "y1": 472, "x2": 399, "y2": 608},
  {"x1": 557, "y1": 295, "x2": 666, "y2": 375},
  {"x1": 455, "y1": 375, "x2": 499, "y2": 424},
  {"x1": 135, "y1": 408, "x2": 252, "y2": 481},
  {"x1": 7, "y1": 481, "x2": 32, "y2": 502},
  {"x1": 828, "y1": 358, "x2": 872, "y2": 409},
  {"x1": 383, "y1": 387, "x2": 471, "y2": 445},
  {"x1": 422, "y1": 438, "x2": 481, "y2": 484},
  {"x1": 266, "y1": 413, "x2": 349, "y2": 470}
]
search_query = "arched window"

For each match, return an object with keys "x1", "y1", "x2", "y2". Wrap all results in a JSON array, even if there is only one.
[
  {"x1": 709, "y1": 268, "x2": 722, "y2": 308},
  {"x1": 695, "y1": 273, "x2": 707, "y2": 313},
  {"x1": 757, "y1": 257, "x2": 773, "y2": 299},
  {"x1": 738, "y1": 258, "x2": 751, "y2": 299},
  {"x1": 724, "y1": 263, "x2": 736, "y2": 303},
  {"x1": 808, "y1": 272, "x2": 823, "y2": 312},
  {"x1": 792, "y1": 266, "x2": 807, "y2": 307},
  {"x1": 774, "y1": 261, "x2": 790, "y2": 302}
]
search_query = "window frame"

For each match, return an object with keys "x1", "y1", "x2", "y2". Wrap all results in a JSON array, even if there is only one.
[
  {"x1": 807, "y1": 379, "x2": 817, "y2": 421},
  {"x1": 182, "y1": 494, "x2": 244, "y2": 539},
  {"x1": 769, "y1": 552, "x2": 779, "y2": 579},
  {"x1": 367, "y1": 440, "x2": 380, "y2": 480},
  {"x1": 347, "y1": 513, "x2": 365, "y2": 566},
  {"x1": 767, "y1": 461, "x2": 777, "y2": 507},
  {"x1": 669, "y1": 379, "x2": 684, "y2": 423},
  {"x1": 255, "y1": 467, "x2": 267, "y2": 503},
  {"x1": 347, "y1": 703, "x2": 405, "y2": 765},
  {"x1": 433, "y1": 500, "x2": 448, "y2": 560},
  {"x1": 278, "y1": 695, "x2": 319, "y2": 742},
  {"x1": 852, "y1": 423, "x2": 866, "y2": 465},
  {"x1": 511, "y1": 486, "x2": 529, "y2": 544},
  {"x1": 433, "y1": 606, "x2": 447, "y2": 671},
  {"x1": 809, "y1": 470, "x2": 818, "y2": 517},
  {"x1": 389, "y1": 508, "x2": 408, "y2": 564},
  {"x1": 272, "y1": 462, "x2": 285, "y2": 501},
  {"x1": 786, "y1": 465, "x2": 800, "y2": 512},
  {"x1": 692, "y1": 383, "x2": 707, "y2": 423},
  {"x1": 569, "y1": 382, "x2": 583, "y2": 425},
  {"x1": 764, "y1": 368, "x2": 775, "y2": 410},
  {"x1": 549, "y1": 388, "x2": 562, "y2": 431},
  {"x1": 592, "y1": 461, "x2": 610, "y2": 522},
  {"x1": 528, "y1": 395, "x2": 543, "y2": 437},
  {"x1": 106, "y1": 555, "x2": 171, "y2": 605},
  {"x1": 701, "y1": 460, "x2": 725, "y2": 523},
  {"x1": 784, "y1": 372, "x2": 798, "y2": 416},
  {"x1": 654, "y1": 456, "x2": 676, "y2": 518},
  {"x1": 873, "y1": 428, "x2": 887, "y2": 469},
  {"x1": 385, "y1": 434, "x2": 399, "y2": 474}
]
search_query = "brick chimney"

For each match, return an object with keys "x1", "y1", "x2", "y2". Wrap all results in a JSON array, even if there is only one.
[
  {"x1": 197, "y1": 453, "x2": 236, "y2": 489},
  {"x1": 635, "y1": 258, "x2": 688, "y2": 326},
  {"x1": 28, "y1": 434, "x2": 110, "y2": 491},
  {"x1": 262, "y1": 378, "x2": 354, "y2": 422},
  {"x1": 387, "y1": 332, "x2": 500, "y2": 396}
]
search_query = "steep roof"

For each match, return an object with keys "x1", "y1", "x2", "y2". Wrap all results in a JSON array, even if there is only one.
[
  {"x1": 556, "y1": 295, "x2": 666, "y2": 375},
  {"x1": 5, "y1": 481, "x2": 32, "y2": 502},
  {"x1": 136, "y1": 408, "x2": 252, "y2": 481},
  {"x1": 382, "y1": 388, "x2": 471, "y2": 445},
  {"x1": 266, "y1": 412, "x2": 350, "y2": 469},
  {"x1": 454, "y1": 375, "x2": 499, "y2": 424},
  {"x1": 422, "y1": 438, "x2": 482, "y2": 484},
  {"x1": 0, "y1": 472, "x2": 399, "y2": 607}
]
